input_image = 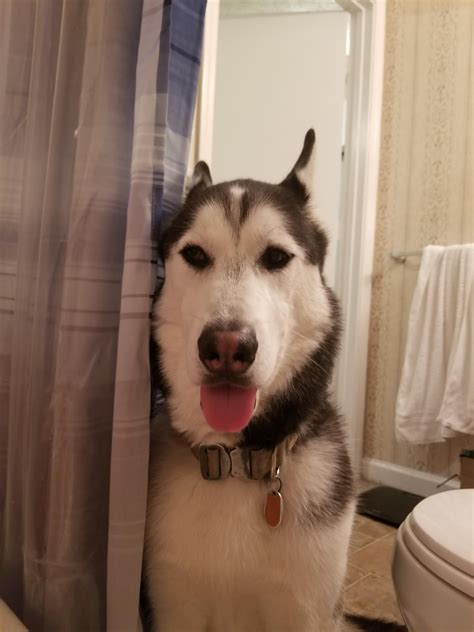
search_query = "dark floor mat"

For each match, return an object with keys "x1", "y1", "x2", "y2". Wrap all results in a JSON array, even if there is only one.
[
  {"x1": 345, "y1": 614, "x2": 407, "y2": 632},
  {"x1": 357, "y1": 486, "x2": 424, "y2": 527}
]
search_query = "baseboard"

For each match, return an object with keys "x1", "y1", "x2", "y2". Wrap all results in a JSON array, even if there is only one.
[{"x1": 362, "y1": 457, "x2": 460, "y2": 498}]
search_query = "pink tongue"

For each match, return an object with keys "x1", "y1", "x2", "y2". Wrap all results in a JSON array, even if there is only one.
[{"x1": 200, "y1": 385, "x2": 257, "y2": 432}]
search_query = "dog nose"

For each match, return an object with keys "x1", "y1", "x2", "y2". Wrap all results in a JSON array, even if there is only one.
[{"x1": 198, "y1": 325, "x2": 258, "y2": 375}]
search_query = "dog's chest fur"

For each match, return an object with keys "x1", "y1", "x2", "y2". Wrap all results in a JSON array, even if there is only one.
[{"x1": 145, "y1": 423, "x2": 355, "y2": 632}]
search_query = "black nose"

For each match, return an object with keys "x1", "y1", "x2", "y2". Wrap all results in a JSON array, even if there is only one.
[{"x1": 198, "y1": 324, "x2": 258, "y2": 375}]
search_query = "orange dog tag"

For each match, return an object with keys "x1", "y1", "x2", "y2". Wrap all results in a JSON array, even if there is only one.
[{"x1": 264, "y1": 490, "x2": 283, "y2": 528}]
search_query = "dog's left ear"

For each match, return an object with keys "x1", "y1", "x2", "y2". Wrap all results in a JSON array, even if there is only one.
[{"x1": 280, "y1": 129, "x2": 316, "y2": 202}]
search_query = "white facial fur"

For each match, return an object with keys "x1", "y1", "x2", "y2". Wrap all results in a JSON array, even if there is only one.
[{"x1": 154, "y1": 190, "x2": 331, "y2": 446}]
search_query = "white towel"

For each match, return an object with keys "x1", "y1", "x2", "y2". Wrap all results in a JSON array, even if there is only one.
[{"x1": 395, "y1": 244, "x2": 474, "y2": 444}]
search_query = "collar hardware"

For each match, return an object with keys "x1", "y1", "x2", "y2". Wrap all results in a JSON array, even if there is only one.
[
  {"x1": 198, "y1": 444, "x2": 231, "y2": 480},
  {"x1": 193, "y1": 437, "x2": 297, "y2": 529},
  {"x1": 194, "y1": 440, "x2": 294, "y2": 482}
]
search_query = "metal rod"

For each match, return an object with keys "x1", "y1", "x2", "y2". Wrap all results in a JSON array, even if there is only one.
[{"x1": 390, "y1": 250, "x2": 423, "y2": 262}]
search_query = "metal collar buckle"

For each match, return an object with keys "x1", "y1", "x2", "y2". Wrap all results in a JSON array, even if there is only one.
[
  {"x1": 197, "y1": 443, "x2": 278, "y2": 481},
  {"x1": 198, "y1": 444, "x2": 231, "y2": 480}
]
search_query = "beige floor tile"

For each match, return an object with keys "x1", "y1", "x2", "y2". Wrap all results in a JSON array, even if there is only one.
[
  {"x1": 344, "y1": 573, "x2": 404, "y2": 625},
  {"x1": 349, "y1": 532, "x2": 396, "y2": 579},
  {"x1": 353, "y1": 514, "x2": 396, "y2": 539},
  {"x1": 344, "y1": 563, "x2": 368, "y2": 588},
  {"x1": 348, "y1": 543, "x2": 358, "y2": 555},
  {"x1": 350, "y1": 528, "x2": 377, "y2": 550}
]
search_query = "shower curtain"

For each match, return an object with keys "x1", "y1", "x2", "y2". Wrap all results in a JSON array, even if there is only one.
[{"x1": 0, "y1": 1, "x2": 206, "y2": 630}]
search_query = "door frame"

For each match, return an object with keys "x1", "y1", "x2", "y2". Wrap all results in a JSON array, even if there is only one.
[
  {"x1": 188, "y1": 0, "x2": 221, "y2": 175},
  {"x1": 194, "y1": 0, "x2": 386, "y2": 475},
  {"x1": 333, "y1": 0, "x2": 386, "y2": 474}
]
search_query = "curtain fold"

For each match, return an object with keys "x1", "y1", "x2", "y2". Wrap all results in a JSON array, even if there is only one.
[
  {"x1": 0, "y1": 1, "x2": 206, "y2": 630},
  {"x1": 107, "y1": 2, "x2": 206, "y2": 630}
]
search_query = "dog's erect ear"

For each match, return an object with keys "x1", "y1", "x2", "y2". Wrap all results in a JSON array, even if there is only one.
[
  {"x1": 187, "y1": 160, "x2": 212, "y2": 196},
  {"x1": 280, "y1": 129, "x2": 316, "y2": 202}
]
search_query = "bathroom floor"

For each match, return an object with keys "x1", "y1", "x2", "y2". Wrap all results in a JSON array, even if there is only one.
[{"x1": 343, "y1": 482, "x2": 405, "y2": 625}]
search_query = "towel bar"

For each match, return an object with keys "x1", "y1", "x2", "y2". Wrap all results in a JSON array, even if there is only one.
[{"x1": 390, "y1": 250, "x2": 422, "y2": 262}]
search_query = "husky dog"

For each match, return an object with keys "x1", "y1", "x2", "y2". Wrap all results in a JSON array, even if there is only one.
[{"x1": 144, "y1": 131, "x2": 405, "y2": 632}]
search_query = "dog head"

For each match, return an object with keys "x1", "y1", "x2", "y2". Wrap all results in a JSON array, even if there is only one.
[{"x1": 154, "y1": 130, "x2": 334, "y2": 444}]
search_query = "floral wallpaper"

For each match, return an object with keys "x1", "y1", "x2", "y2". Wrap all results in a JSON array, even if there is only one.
[{"x1": 364, "y1": 0, "x2": 473, "y2": 476}]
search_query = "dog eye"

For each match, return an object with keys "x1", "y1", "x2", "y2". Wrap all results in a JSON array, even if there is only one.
[
  {"x1": 259, "y1": 247, "x2": 294, "y2": 271},
  {"x1": 180, "y1": 244, "x2": 211, "y2": 270}
]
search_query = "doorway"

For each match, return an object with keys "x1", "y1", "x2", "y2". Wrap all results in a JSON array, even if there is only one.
[{"x1": 190, "y1": 0, "x2": 386, "y2": 474}]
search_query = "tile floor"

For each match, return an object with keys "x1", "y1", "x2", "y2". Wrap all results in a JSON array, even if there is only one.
[{"x1": 343, "y1": 483, "x2": 405, "y2": 625}]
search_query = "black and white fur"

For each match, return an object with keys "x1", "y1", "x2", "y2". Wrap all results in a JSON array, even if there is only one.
[{"x1": 144, "y1": 131, "x2": 405, "y2": 632}]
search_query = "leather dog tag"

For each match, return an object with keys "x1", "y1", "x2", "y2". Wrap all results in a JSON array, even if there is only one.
[{"x1": 264, "y1": 490, "x2": 283, "y2": 528}]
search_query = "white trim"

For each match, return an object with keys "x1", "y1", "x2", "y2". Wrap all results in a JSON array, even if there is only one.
[
  {"x1": 363, "y1": 458, "x2": 461, "y2": 498},
  {"x1": 196, "y1": 0, "x2": 220, "y2": 170},
  {"x1": 220, "y1": 1, "x2": 343, "y2": 16},
  {"x1": 334, "y1": 0, "x2": 386, "y2": 476}
]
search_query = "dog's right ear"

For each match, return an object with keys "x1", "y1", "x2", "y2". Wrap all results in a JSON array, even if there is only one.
[{"x1": 186, "y1": 160, "x2": 213, "y2": 196}]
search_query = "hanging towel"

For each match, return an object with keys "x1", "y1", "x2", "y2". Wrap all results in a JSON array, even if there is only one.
[{"x1": 395, "y1": 244, "x2": 474, "y2": 443}]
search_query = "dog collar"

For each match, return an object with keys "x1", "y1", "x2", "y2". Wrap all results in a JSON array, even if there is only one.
[{"x1": 191, "y1": 436, "x2": 297, "y2": 481}]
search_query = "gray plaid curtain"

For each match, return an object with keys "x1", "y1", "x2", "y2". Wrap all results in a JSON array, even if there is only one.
[{"x1": 0, "y1": 1, "x2": 206, "y2": 630}]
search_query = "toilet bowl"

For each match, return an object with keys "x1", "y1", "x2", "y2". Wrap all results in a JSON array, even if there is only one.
[{"x1": 392, "y1": 489, "x2": 474, "y2": 632}]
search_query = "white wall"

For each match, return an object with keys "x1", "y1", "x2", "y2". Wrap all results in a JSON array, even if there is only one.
[{"x1": 211, "y1": 11, "x2": 348, "y2": 284}]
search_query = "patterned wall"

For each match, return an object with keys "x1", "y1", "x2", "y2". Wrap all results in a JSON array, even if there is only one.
[{"x1": 364, "y1": 0, "x2": 473, "y2": 477}]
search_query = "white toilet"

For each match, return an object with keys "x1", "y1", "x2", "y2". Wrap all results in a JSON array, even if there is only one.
[{"x1": 392, "y1": 488, "x2": 474, "y2": 632}]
